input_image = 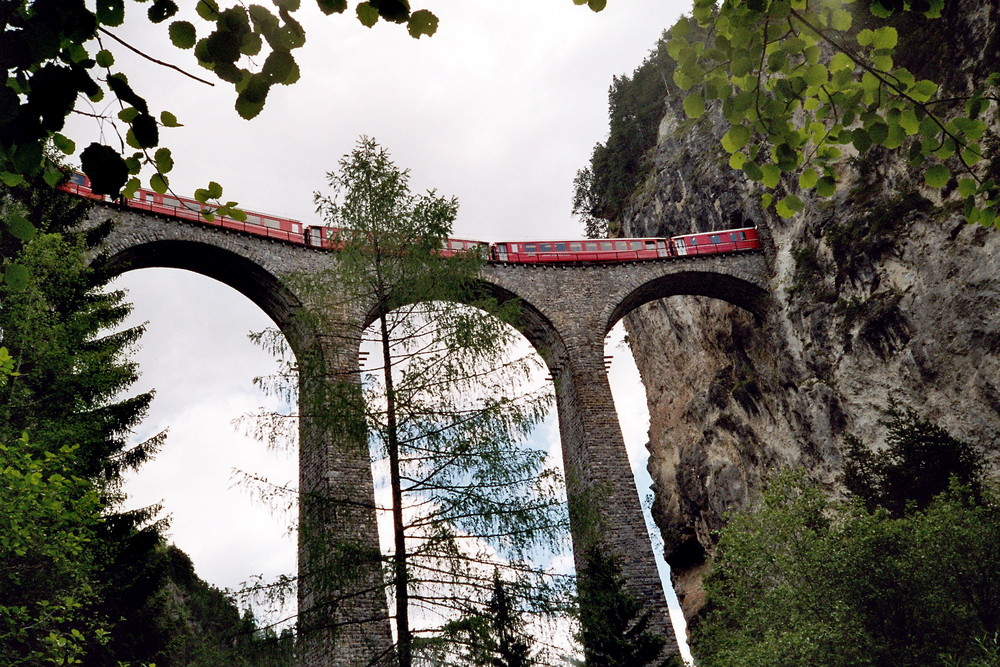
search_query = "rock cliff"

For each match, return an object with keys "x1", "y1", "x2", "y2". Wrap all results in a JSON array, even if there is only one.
[{"x1": 616, "y1": 0, "x2": 1000, "y2": 628}]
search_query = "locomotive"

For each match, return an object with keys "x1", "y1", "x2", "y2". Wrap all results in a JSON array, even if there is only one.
[{"x1": 60, "y1": 173, "x2": 761, "y2": 262}]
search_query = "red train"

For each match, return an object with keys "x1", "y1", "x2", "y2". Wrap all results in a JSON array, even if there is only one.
[{"x1": 59, "y1": 173, "x2": 761, "y2": 262}]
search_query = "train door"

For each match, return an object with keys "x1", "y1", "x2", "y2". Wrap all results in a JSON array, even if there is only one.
[
  {"x1": 495, "y1": 243, "x2": 508, "y2": 261},
  {"x1": 674, "y1": 238, "x2": 687, "y2": 256},
  {"x1": 655, "y1": 240, "x2": 668, "y2": 258}
]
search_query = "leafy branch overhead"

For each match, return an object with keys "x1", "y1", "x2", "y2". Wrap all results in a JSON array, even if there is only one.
[
  {"x1": 671, "y1": 0, "x2": 1000, "y2": 224},
  {"x1": 1, "y1": 0, "x2": 605, "y2": 219}
]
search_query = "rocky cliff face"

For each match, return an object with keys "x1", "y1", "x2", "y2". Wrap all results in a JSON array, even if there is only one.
[{"x1": 617, "y1": 1, "x2": 1000, "y2": 627}]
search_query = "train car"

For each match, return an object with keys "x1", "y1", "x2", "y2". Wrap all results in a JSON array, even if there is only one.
[
  {"x1": 306, "y1": 227, "x2": 488, "y2": 256},
  {"x1": 670, "y1": 227, "x2": 760, "y2": 256},
  {"x1": 131, "y1": 189, "x2": 306, "y2": 244},
  {"x1": 491, "y1": 238, "x2": 670, "y2": 263},
  {"x1": 60, "y1": 172, "x2": 306, "y2": 244},
  {"x1": 61, "y1": 171, "x2": 108, "y2": 201}
]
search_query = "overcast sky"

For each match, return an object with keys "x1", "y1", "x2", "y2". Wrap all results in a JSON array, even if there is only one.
[{"x1": 80, "y1": 0, "x2": 694, "y2": 657}]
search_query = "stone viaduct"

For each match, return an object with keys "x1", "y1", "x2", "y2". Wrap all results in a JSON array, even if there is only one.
[{"x1": 94, "y1": 203, "x2": 770, "y2": 664}]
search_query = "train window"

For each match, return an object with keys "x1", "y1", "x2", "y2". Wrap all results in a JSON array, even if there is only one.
[
  {"x1": 540, "y1": 243, "x2": 552, "y2": 252},
  {"x1": 451, "y1": 240, "x2": 462, "y2": 249},
  {"x1": 739, "y1": 231, "x2": 747, "y2": 240},
  {"x1": 689, "y1": 237, "x2": 698, "y2": 245},
  {"x1": 646, "y1": 241, "x2": 656, "y2": 249},
  {"x1": 265, "y1": 218, "x2": 280, "y2": 229},
  {"x1": 555, "y1": 243, "x2": 567, "y2": 252},
  {"x1": 525, "y1": 244, "x2": 536, "y2": 253},
  {"x1": 246, "y1": 214, "x2": 261, "y2": 225},
  {"x1": 586, "y1": 242, "x2": 598, "y2": 251},
  {"x1": 631, "y1": 241, "x2": 643, "y2": 250},
  {"x1": 600, "y1": 241, "x2": 613, "y2": 251},
  {"x1": 570, "y1": 242, "x2": 583, "y2": 251},
  {"x1": 730, "y1": 233, "x2": 738, "y2": 241},
  {"x1": 710, "y1": 235, "x2": 721, "y2": 243},
  {"x1": 497, "y1": 243, "x2": 507, "y2": 252},
  {"x1": 163, "y1": 197, "x2": 181, "y2": 208},
  {"x1": 614, "y1": 241, "x2": 627, "y2": 250}
]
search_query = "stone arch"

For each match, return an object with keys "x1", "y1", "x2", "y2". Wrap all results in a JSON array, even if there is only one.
[
  {"x1": 603, "y1": 267, "x2": 769, "y2": 335},
  {"x1": 102, "y1": 239, "x2": 302, "y2": 332},
  {"x1": 359, "y1": 277, "x2": 570, "y2": 376}
]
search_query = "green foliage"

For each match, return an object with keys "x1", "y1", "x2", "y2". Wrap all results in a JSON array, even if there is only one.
[
  {"x1": 438, "y1": 572, "x2": 537, "y2": 667},
  {"x1": 268, "y1": 138, "x2": 570, "y2": 666},
  {"x1": 695, "y1": 469, "x2": 1000, "y2": 666},
  {"x1": 0, "y1": 182, "x2": 157, "y2": 662},
  {"x1": 842, "y1": 400, "x2": 985, "y2": 516},
  {"x1": 2, "y1": 0, "x2": 605, "y2": 241},
  {"x1": 672, "y1": 0, "x2": 1000, "y2": 225},
  {"x1": 1, "y1": 176, "x2": 286, "y2": 664},
  {"x1": 576, "y1": 546, "x2": 675, "y2": 667},
  {"x1": 573, "y1": 33, "x2": 677, "y2": 237},
  {"x1": 0, "y1": 432, "x2": 104, "y2": 666}
]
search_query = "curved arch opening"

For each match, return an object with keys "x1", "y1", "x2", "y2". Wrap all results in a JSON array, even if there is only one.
[
  {"x1": 103, "y1": 239, "x2": 303, "y2": 332},
  {"x1": 605, "y1": 269, "x2": 769, "y2": 335},
  {"x1": 110, "y1": 268, "x2": 299, "y2": 629}
]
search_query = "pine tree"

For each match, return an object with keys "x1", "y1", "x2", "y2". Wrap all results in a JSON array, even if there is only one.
[
  {"x1": 576, "y1": 546, "x2": 673, "y2": 667},
  {"x1": 0, "y1": 178, "x2": 166, "y2": 663}
]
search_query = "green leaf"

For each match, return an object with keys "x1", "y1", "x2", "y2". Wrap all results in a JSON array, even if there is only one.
[
  {"x1": 407, "y1": 9, "x2": 438, "y2": 37},
  {"x1": 743, "y1": 161, "x2": 763, "y2": 182},
  {"x1": 830, "y1": 51, "x2": 853, "y2": 72},
  {"x1": 8, "y1": 213, "x2": 36, "y2": 241},
  {"x1": 95, "y1": 49, "x2": 114, "y2": 68},
  {"x1": 587, "y1": 0, "x2": 607, "y2": 10},
  {"x1": 729, "y1": 152, "x2": 747, "y2": 169},
  {"x1": 816, "y1": 176, "x2": 837, "y2": 197},
  {"x1": 722, "y1": 125, "x2": 751, "y2": 153},
  {"x1": 80, "y1": 143, "x2": 129, "y2": 195},
  {"x1": 924, "y1": 164, "x2": 950, "y2": 188},
  {"x1": 799, "y1": 167, "x2": 819, "y2": 190},
  {"x1": 154, "y1": 147, "x2": 173, "y2": 174},
  {"x1": 122, "y1": 177, "x2": 141, "y2": 199},
  {"x1": 831, "y1": 9, "x2": 852, "y2": 31},
  {"x1": 683, "y1": 93, "x2": 706, "y2": 119},
  {"x1": 0, "y1": 172, "x2": 24, "y2": 187},
  {"x1": 316, "y1": 0, "x2": 348, "y2": 14},
  {"x1": 96, "y1": 0, "x2": 125, "y2": 26},
  {"x1": 207, "y1": 181, "x2": 223, "y2": 199},
  {"x1": 356, "y1": 2, "x2": 379, "y2": 27},
  {"x1": 160, "y1": 110, "x2": 182, "y2": 127},
  {"x1": 857, "y1": 28, "x2": 874, "y2": 47},
  {"x1": 150, "y1": 172, "x2": 169, "y2": 194},
  {"x1": 909, "y1": 79, "x2": 937, "y2": 103},
  {"x1": 196, "y1": 0, "x2": 219, "y2": 20},
  {"x1": 4, "y1": 263, "x2": 29, "y2": 289},
  {"x1": 131, "y1": 113, "x2": 159, "y2": 148},
  {"x1": 872, "y1": 26, "x2": 898, "y2": 49},
  {"x1": 958, "y1": 178, "x2": 978, "y2": 198},
  {"x1": 776, "y1": 194, "x2": 805, "y2": 218},
  {"x1": 761, "y1": 163, "x2": 781, "y2": 189},
  {"x1": 804, "y1": 64, "x2": 828, "y2": 86},
  {"x1": 148, "y1": 0, "x2": 178, "y2": 23},
  {"x1": 761, "y1": 192, "x2": 773, "y2": 210},
  {"x1": 169, "y1": 21, "x2": 197, "y2": 49},
  {"x1": 52, "y1": 133, "x2": 76, "y2": 155}
]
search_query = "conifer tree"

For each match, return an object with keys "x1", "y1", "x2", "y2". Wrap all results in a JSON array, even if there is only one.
[
  {"x1": 257, "y1": 138, "x2": 570, "y2": 665},
  {"x1": 0, "y1": 178, "x2": 166, "y2": 663}
]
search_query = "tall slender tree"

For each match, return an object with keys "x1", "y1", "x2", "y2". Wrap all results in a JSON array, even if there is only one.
[{"x1": 253, "y1": 138, "x2": 571, "y2": 665}]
